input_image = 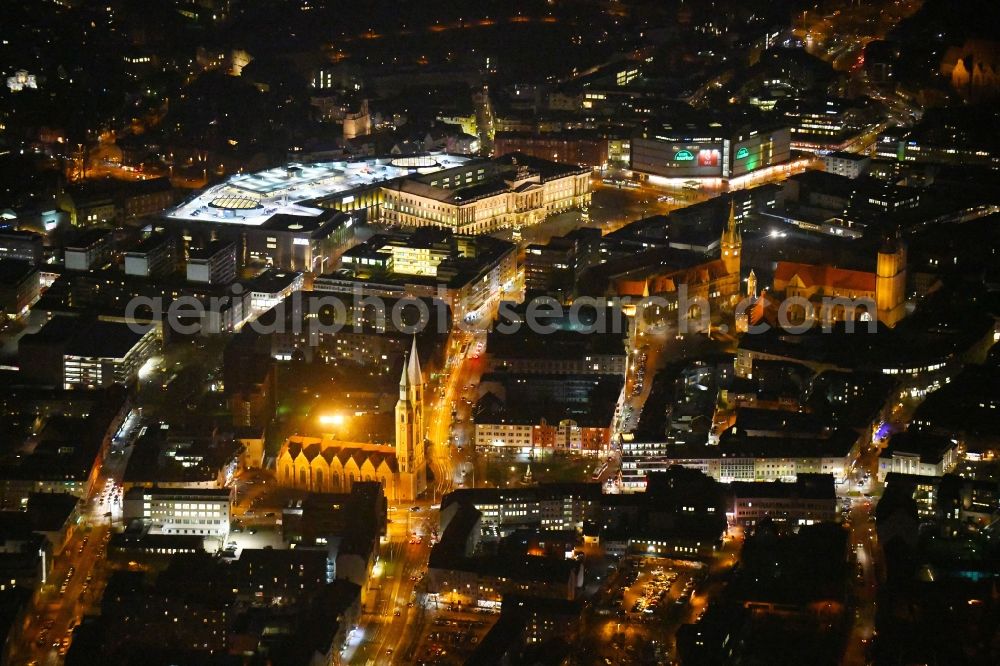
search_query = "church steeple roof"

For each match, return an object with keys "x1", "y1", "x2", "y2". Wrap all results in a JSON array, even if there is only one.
[
  {"x1": 399, "y1": 355, "x2": 410, "y2": 388},
  {"x1": 722, "y1": 199, "x2": 740, "y2": 244},
  {"x1": 400, "y1": 335, "x2": 422, "y2": 388},
  {"x1": 409, "y1": 335, "x2": 422, "y2": 385}
]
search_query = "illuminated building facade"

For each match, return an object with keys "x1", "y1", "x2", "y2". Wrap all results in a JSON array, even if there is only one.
[
  {"x1": 494, "y1": 130, "x2": 613, "y2": 168},
  {"x1": 122, "y1": 487, "x2": 232, "y2": 537},
  {"x1": 0, "y1": 230, "x2": 44, "y2": 265},
  {"x1": 620, "y1": 435, "x2": 856, "y2": 491},
  {"x1": 275, "y1": 338, "x2": 427, "y2": 501},
  {"x1": 778, "y1": 97, "x2": 872, "y2": 152},
  {"x1": 771, "y1": 238, "x2": 906, "y2": 327},
  {"x1": 632, "y1": 122, "x2": 791, "y2": 180},
  {"x1": 382, "y1": 153, "x2": 591, "y2": 235},
  {"x1": 729, "y1": 474, "x2": 837, "y2": 527},
  {"x1": 323, "y1": 228, "x2": 517, "y2": 319},
  {"x1": 58, "y1": 321, "x2": 159, "y2": 389},
  {"x1": 822, "y1": 151, "x2": 871, "y2": 179},
  {"x1": 441, "y1": 484, "x2": 601, "y2": 534}
]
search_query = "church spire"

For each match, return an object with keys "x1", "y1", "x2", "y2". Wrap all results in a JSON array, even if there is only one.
[
  {"x1": 399, "y1": 356, "x2": 410, "y2": 389},
  {"x1": 721, "y1": 199, "x2": 741, "y2": 277},
  {"x1": 723, "y1": 199, "x2": 740, "y2": 243},
  {"x1": 407, "y1": 335, "x2": 422, "y2": 386},
  {"x1": 400, "y1": 337, "x2": 422, "y2": 388}
]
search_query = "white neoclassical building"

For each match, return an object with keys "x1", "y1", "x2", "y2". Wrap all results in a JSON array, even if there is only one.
[{"x1": 381, "y1": 153, "x2": 591, "y2": 235}]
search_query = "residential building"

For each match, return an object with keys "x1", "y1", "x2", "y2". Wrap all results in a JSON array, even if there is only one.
[
  {"x1": 244, "y1": 269, "x2": 304, "y2": 317},
  {"x1": 58, "y1": 177, "x2": 175, "y2": 226},
  {"x1": 494, "y1": 130, "x2": 612, "y2": 168}
]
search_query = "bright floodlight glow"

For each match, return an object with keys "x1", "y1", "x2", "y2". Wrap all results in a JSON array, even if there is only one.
[
  {"x1": 138, "y1": 357, "x2": 159, "y2": 380},
  {"x1": 319, "y1": 413, "x2": 346, "y2": 426}
]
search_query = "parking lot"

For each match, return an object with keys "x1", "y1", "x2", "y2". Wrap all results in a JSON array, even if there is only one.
[
  {"x1": 619, "y1": 558, "x2": 707, "y2": 622},
  {"x1": 414, "y1": 613, "x2": 496, "y2": 665}
]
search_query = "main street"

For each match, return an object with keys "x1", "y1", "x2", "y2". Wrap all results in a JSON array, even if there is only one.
[
  {"x1": 843, "y1": 496, "x2": 880, "y2": 666},
  {"x1": 10, "y1": 410, "x2": 142, "y2": 665},
  {"x1": 346, "y1": 505, "x2": 437, "y2": 665}
]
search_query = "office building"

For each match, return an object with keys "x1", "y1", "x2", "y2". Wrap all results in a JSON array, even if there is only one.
[
  {"x1": 778, "y1": 97, "x2": 874, "y2": 152},
  {"x1": 822, "y1": 151, "x2": 871, "y2": 179},
  {"x1": 0, "y1": 229, "x2": 44, "y2": 265},
  {"x1": 620, "y1": 429, "x2": 859, "y2": 491},
  {"x1": 243, "y1": 212, "x2": 351, "y2": 273},
  {"x1": 474, "y1": 373, "x2": 623, "y2": 453},
  {"x1": 122, "y1": 424, "x2": 241, "y2": 491},
  {"x1": 729, "y1": 474, "x2": 838, "y2": 527},
  {"x1": 124, "y1": 232, "x2": 175, "y2": 278},
  {"x1": 485, "y1": 308, "x2": 629, "y2": 376},
  {"x1": 123, "y1": 487, "x2": 232, "y2": 537},
  {"x1": 244, "y1": 269, "x2": 304, "y2": 316},
  {"x1": 316, "y1": 228, "x2": 516, "y2": 320},
  {"x1": 62, "y1": 321, "x2": 159, "y2": 389},
  {"x1": 19, "y1": 316, "x2": 159, "y2": 389},
  {"x1": 37, "y1": 269, "x2": 250, "y2": 334},
  {"x1": 64, "y1": 228, "x2": 112, "y2": 271},
  {"x1": 524, "y1": 236, "x2": 575, "y2": 296},
  {"x1": 187, "y1": 240, "x2": 237, "y2": 285},
  {"x1": 440, "y1": 483, "x2": 602, "y2": 534},
  {"x1": 0, "y1": 259, "x2": 39, "y2": 319}
]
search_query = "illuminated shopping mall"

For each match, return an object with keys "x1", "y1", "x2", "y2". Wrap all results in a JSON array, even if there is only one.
[{"x1": 167, "y1": 154, "x2": 471, "y2": 227}]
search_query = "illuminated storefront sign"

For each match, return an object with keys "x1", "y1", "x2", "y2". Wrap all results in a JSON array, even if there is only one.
[
  {"x1": 735, "y1": 147, "x2": 750, "y2": 159},
  {"x1": 673, "y1": 150, "x2": 695, "y2": 161},
  {"x1": 698, "y1": 149, "x2": 720, "y2": 167}
]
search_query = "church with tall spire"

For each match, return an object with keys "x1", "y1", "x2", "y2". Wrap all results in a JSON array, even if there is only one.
[
  {"x1": 395, "y1": 336, "x2": 428, "y2": 500},
  {"x1": 720, "y1": 200, "x2": 742, "y2": 278},
  {"x1": 275, "y1": 336, "x2": 428, "y2": 501},
  {"x1": 633, "y1": 198, "x2": 744, "y2": 317}
]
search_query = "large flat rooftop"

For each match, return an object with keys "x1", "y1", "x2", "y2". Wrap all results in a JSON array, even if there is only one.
[{"x1": 166, "y1": 154, "x2": 470, "y2": 227}]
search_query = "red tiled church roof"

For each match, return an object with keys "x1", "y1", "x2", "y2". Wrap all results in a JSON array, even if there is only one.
[{"x1": 774, "y1": 261, "x2": 876, "y2": 293}]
